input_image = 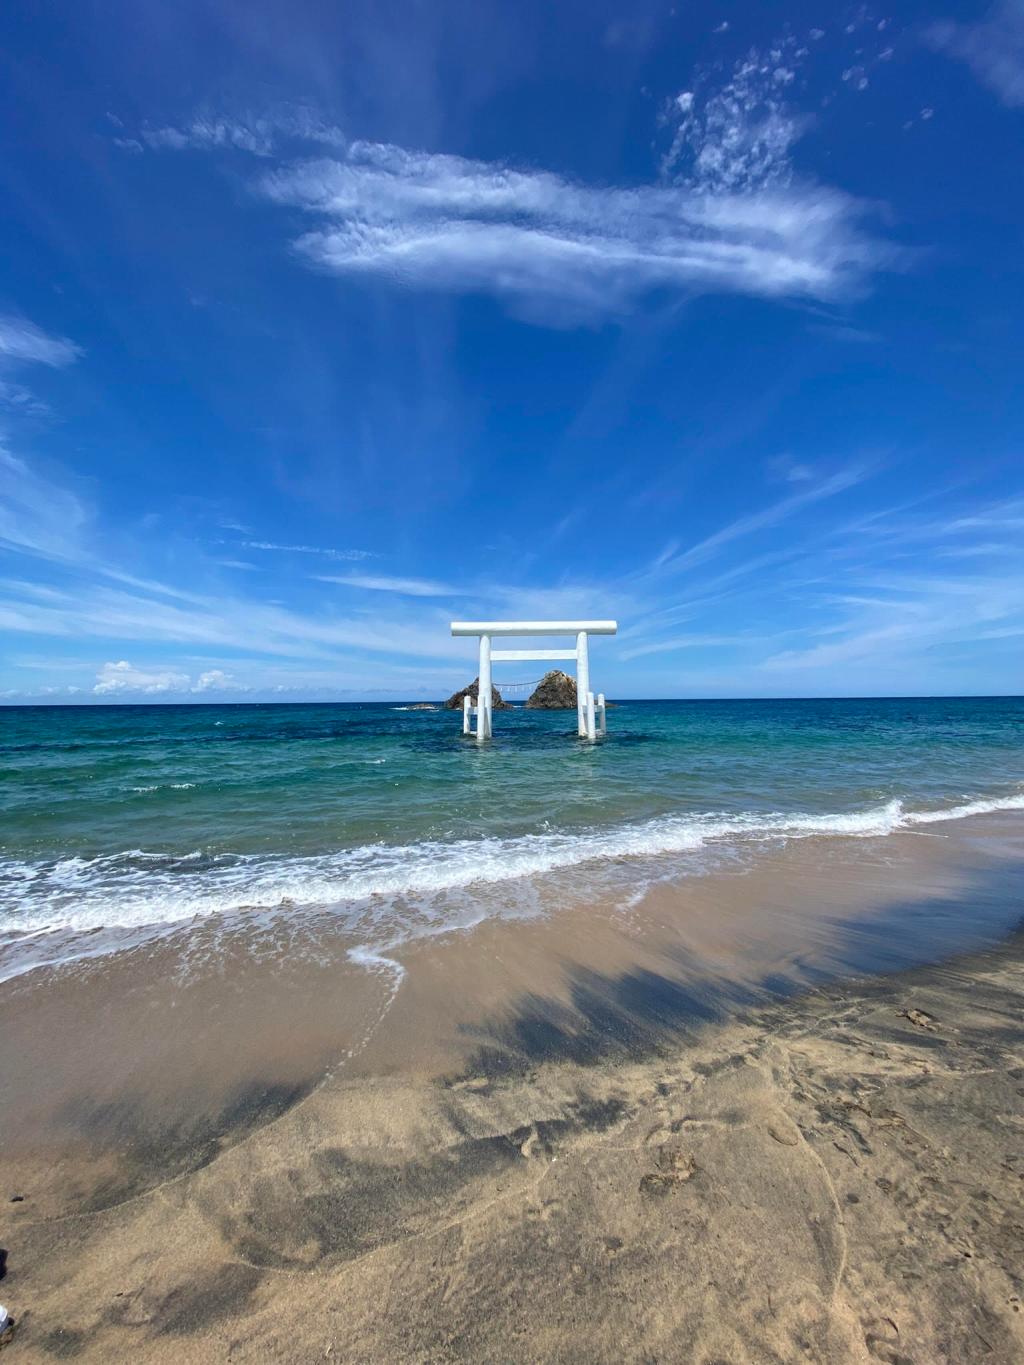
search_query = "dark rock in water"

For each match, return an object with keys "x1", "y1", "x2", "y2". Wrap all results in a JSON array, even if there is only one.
[
  {"x1": 404, "y1": 703, "x2": 438, "y2": 711},
  {"x1": 444, "y1": 678, "x2": 513, "y2": 711},
  {"x1": 525, "y1": 670, "x2": 577, "y2": 709}
]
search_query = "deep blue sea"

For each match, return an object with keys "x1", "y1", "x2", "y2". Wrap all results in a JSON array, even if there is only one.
[{"x1": 1, "y1": 697, "x2": 1022, "y2": 977}]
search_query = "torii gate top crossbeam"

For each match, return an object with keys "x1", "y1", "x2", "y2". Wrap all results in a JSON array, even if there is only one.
[{"x1": 450, "y1": 620, "x2": 617, "y2": 637}]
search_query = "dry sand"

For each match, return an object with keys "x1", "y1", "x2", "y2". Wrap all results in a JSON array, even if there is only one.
[{"x1": 2, "y1": 817, "x2": 1023, "y2": 1362}]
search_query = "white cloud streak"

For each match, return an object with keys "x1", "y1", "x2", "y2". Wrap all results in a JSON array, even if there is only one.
[
  {"x1": 0, "y1": 447, "x2": 90, "y2": 562},
  {"x1": 652, "y1": 466, "x2": 867, "y2": 576},
  {"x1": 242, "y1": 540, "x2": 374, "y2": 560},
  {"x1": 316, "y1": 573, "x2": 464, "y2": 596},
  {"x1": 760, "y1": 566, "x2": 1024, "y2": 674},
  {"x1": 0, "y1": 578, "x2": 453, "y2": 660},
  {"x1": 136, "y1": 108, "x2": 347, "y2": 156},
  {"x1": 257, "y1": 142, "x2": 894, "y2": 320},
  {"x1": 928, "y1": 2, "x2": 1024, "y2": 107},
  {"x1": 0, "y1": 317, "x2": 81, "y2": 368}
]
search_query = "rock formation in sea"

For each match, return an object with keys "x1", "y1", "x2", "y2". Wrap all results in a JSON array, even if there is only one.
[
  {"x1": 443, "y1": 678, "x2": 513, "y2": 711},
  {"x1": 525, "y1": 670, "x2": 577, "y2": 709}
]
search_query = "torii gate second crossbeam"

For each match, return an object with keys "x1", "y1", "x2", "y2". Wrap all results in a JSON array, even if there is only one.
[{"x1": 450, "y1": 620, "x2": 617, "y2": 741}]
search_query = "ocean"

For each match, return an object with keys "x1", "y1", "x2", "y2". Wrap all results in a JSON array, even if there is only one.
[{"x1": 2, "y1": 697, "x2": 1022, "y2": 982}]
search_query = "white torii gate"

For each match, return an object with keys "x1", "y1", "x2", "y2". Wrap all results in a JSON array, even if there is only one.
[{"x1": 450, "y1": 620, "x2": 617, "y2": 742}]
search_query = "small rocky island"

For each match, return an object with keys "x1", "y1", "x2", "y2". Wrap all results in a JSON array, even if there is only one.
[
  {"x1": 444, "y1": 671, "x2": 614, "y2": 713},
  {"x1": 524, "y1": 670, "x2": 577, "y2": 709},
  {"x1": 443, "y1": 678, "x2": 513, "y2": 711}
]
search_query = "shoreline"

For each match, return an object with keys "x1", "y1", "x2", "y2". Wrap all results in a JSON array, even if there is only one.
[
  {"x1": 1, "y1": 815, "x2": 1023, "y2": 1360},
  {"x1": 3, "y1": 784, "x2": 1023, "y2": 987}
]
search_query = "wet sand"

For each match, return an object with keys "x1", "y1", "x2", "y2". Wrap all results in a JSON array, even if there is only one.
[{"x1": 1, "y1": 814, "x2": 1023, "y2": 1361}]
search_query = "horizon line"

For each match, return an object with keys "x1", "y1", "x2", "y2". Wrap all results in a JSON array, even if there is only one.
[{"x1": 2, "y1": 693, "x2": 1023, "y2": 709}]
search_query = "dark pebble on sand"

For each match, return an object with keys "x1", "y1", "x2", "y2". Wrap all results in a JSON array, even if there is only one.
[{"x1": 8, "y1": 1197, "x2": 24, "y2": 1204}]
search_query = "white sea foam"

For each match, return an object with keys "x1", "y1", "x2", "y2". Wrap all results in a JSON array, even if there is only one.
[
  {"x1": 128, "y1": 782, "x2": 197, "y2": 794},
  {"x1": 347, "y1": 943, "x2": 407, "y2": 986},
  {"x1": 1, "y1": 790, "x2": 1022, "y2": 953},
  {"x1": 905, "y1": 795, "x2": 1024, "y2": 825}
]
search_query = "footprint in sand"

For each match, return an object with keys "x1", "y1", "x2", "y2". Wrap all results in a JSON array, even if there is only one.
[
  {"x1": 766, "y1": 1122, "x2": 800, "y2": 1147},
  {"x1": 899, "y1": 1007, "x2": 937, "y2": 1031},
  {"x1": 639, "y1": 1146, "x2": 698, "y2": 1196}
]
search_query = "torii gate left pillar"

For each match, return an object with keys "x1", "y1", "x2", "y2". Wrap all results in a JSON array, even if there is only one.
[{"x1": 477, "y1": 632, "x2": 492, "y2": 740}]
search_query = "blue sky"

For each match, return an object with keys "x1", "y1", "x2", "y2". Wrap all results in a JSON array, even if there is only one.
[{"x1": 1, "y1": 0, "x2": 1022, "y2": 702}]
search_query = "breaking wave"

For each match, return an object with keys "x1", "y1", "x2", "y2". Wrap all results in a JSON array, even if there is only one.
[{"x1": 2, "y1": 789, "x2": 1022, "y2": 946}]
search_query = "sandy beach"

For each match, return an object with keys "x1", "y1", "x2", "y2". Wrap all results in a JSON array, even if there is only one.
[{"x1": 1, "y1": 811, "x2": 1023, "y2": 1361}]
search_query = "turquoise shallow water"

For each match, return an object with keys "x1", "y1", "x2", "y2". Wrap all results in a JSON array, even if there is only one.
[{"x1": 1, "y1": 697, "x2": 1022, "y2": 962}]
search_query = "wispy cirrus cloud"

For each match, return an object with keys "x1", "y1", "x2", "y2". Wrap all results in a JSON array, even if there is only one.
[
  {"x1": 242, "y1": 540, "x2": 374, "y2": 560},
  {"x1": 125, "y1": 107, "x2": 347, "y2": 157},
  {"x1": 0, "y1": 447, "x2": 90, "y2": 563},
  {"x1": 749, "y1": 493, "x2": 1024, "y2": 682},
  {"x1": 928, "y1": 1, "x2": 1024, "y2": 107},
  {"x1": 0, "y1": 315, "x2": 81, "y2": 414},
  {"x1": 257, "y1": 144, "x2": 893, "y2": 321},
  {"x1": 760, "y1": 567, "x2": 1024, "y2": 675},
  {"x1": 0, "y1": 317, "x2": 81, "y2": 368},
  {"x1": 0, "y1": 572, "x2": 457, "y2": 662},
  {"x1": 620, "y1": 631, "x2": 784, "y2": 662},
  {"x1": 316, "y1": 573, "x2": 464, "y2": 596},
  {"x1": 614, "y1": 475, "x2": 1024, "y2": 683},
  {"x1": 650, "y1": 465, "x2": 868, "y2": 577},
  {"x1": 132, "y1": 73, "x2": 899, "y2": 325}
]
